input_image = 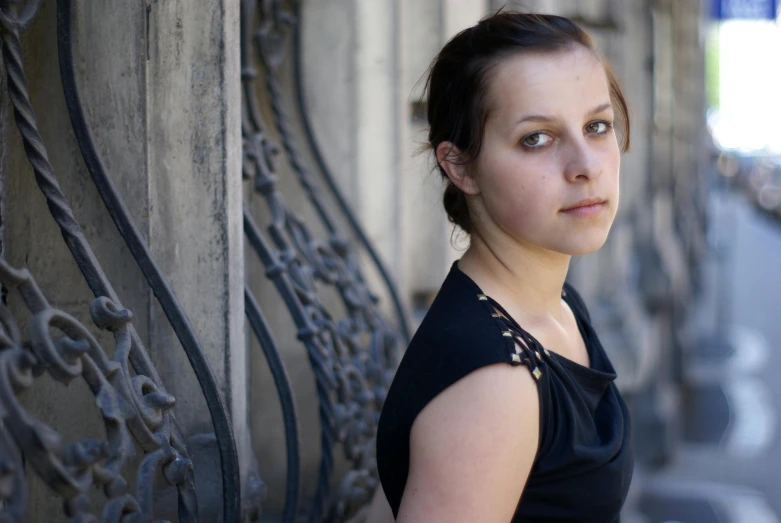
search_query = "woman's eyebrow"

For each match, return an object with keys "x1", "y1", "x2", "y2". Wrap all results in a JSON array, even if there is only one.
[
  {"x1": 513, "y1": 113, "x2": 555, "y2": 126},
  {"x1": 512, "y1": 102, "x2": 614, "y2": 128},
  {"x1": 586, "y1": 102, "x2": 613, "y2": 116}
]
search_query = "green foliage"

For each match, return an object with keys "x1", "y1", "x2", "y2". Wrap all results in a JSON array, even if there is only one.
[{"x1": 705, "y1": 24, "x2": 721, "y2": 110}]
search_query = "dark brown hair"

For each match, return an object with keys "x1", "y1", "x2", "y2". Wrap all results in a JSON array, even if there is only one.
[{"x1": 425, "y1": 11, "x2": 631, "y2": 234}]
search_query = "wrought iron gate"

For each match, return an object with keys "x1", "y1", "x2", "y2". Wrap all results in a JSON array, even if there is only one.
[
  {"x1": 241, "y1": 0, "x2": 407, "y2": 521},
  {"x1": 0, "y1": 0, "x2": 405, "y2": 521}
]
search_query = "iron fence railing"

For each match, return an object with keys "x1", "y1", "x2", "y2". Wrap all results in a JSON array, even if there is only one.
[
  {"x1": 241, "y1": 1, "x2": 404, "y2": 521},
  {"x1": 1, "y1": 0, "x2": 406, "y2": 521},
  {"x1": 0, "y1": 0, "x2": 240, "y2": 520}
]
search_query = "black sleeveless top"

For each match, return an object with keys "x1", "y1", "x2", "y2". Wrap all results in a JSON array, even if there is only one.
[{"x1": 376, "y1": 261, "x2": 633, "y2": 522}]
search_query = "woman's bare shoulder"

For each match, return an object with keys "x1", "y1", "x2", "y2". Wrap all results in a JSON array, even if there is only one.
[{"x1": 398, "y1": 362, "x2": 540, "y2": 522}]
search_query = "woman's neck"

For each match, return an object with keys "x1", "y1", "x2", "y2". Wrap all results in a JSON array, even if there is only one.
[{"x1": 457, "y1": 234, "x2": 571, "y2": 321}]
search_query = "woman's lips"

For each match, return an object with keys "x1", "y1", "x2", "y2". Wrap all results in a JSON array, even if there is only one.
[{"x1": 560, "y1": 201, "x2": 605, "y2": 217}]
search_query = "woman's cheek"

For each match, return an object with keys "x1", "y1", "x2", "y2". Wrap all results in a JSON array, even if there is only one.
[{"x1": 497, "y1": 191, "x2": 548, "y2": 230}]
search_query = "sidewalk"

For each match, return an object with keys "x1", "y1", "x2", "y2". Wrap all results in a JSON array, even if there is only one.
[{"x1": 625, "y1": 188, "x2": 781, "y2": 523}]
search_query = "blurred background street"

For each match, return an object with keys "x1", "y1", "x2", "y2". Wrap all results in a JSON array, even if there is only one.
[
  {"x1": 623, "y1": 2, "x2": 781, "y2": 519},
  {"x1": 627, "y1": 182, "x2": 781, "y2": 522}
]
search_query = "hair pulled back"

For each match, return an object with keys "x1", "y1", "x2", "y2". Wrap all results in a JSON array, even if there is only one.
[{"x1": 425, "y1": 11, "x2": 631, "y2": 234}]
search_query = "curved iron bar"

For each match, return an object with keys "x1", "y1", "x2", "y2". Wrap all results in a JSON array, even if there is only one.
[
  {"x1": 242, "y1": 87, "x2": 386, "y2": 518},
  {"x1": 251, "y1": 0, "x2": 399, "y2": 402},
  {"x1": 0, "y1": 0, "x2": 43, "y2": 33},
  {"x1": 0, "y1": 2, "x2": 164, "y2": 456},
  {"x1": 241, "y1": 1, "x2": 402, "y2": 521},
  {"x1": 0, "y1": 296, "x2": 28, "y2": 522},
  {"x1": 0, "y1": 10, "x2": 207, "y2": 522},
  {"x1": 0, "y1": 257, "x2": 197, "y2": 522},
  {"x1": 243, "y1": 209, "x2": 337, "y2": 523},
  {"x1": 243, "y1": 55, "x2": 387, "y2": 523},
  {"x1": 244, "y1": 286, "x2": 301, "y2": 523},
  {"x1": 55, "y1": 1, "x2": 241, "y2": 521},
  {"x1": 241, "y1": 2, "x2": 337, "y2": 520},
  {"x1": 0, "y1": 421, "x2": 26, "y2": 522},
  {"x1": 290, "y1": 0, "x2": 410, "y2": 343},
  {"x1": 254, "y1": 6, "x2": 396, "y2": 345}
]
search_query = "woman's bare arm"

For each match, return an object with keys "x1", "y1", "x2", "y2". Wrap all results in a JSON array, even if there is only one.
[{"x1": 396, "y1": 363, "x2": 540, "y2": 523}]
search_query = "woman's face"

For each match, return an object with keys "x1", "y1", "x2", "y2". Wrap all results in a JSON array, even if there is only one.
[{"x1": 469, "y1": 46, "x2": 621, "y2": 256}]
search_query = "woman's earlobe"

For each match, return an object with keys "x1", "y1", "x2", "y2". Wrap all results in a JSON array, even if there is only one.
[
  {"x1": 436, "y1": 142, "x2": 480, "y2": 196},
  {"x1": 447, "y1": 164, "x2": 480, "y2": 196},
  {"x1": 457, "y1": 171, "x2": 480, "y2": 195}
]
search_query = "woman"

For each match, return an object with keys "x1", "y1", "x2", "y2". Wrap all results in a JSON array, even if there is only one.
[{"x1": 372, "y1": 11, "x2": 634, "y2": 523}]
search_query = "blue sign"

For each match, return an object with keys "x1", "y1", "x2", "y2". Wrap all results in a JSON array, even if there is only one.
[{"x1": 713, "y1": 0, "x2": 778, "y2": 19}]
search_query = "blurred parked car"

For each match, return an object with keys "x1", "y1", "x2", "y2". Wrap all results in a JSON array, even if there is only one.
[{"x1": 710, "y1": 112, "x2": 781, "y2": 221}]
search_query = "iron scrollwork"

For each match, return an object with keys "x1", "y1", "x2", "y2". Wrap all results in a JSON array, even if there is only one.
[
  {"x1": 242, "y1": 0, "x2": 404, "y2": 521},
  {"x1": 0, "y1": 257, "x2": 197, "y2": 522},
  {"x1": 1, "y1": 1, "x2": 241, "y2": 520},
  {"x1": 1, "y1": 0, "x2": 409, "y2": 519},
  {"x1": 54, "y1": 2, "x2": 241, "y2": 518}
]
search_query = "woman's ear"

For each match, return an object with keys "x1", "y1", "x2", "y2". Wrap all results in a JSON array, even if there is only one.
[{"x1": 435, "y1": 141, "x2": 480, "y2": 195}]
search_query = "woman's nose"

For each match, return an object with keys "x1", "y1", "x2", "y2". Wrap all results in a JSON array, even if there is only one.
[{"x1": 562, "y1": 137, "x2": 602, "y2": 182}]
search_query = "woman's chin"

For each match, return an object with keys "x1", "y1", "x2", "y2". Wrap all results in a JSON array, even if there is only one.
[{"x1": 554, "y1": 230, "x2": 612, "y2": 256}]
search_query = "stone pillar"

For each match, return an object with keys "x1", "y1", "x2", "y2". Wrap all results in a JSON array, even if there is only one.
[
  {"x1": 146, "y1": 0, "x2": 250, "y2": 518},
  {"x1": 440, "y1": 0, "x2": 489, "y2": 272},
  {"x1": 399, "y1": 0, "x2": 448, "y2": 325},
  {"x1": 354, "y1": 0, "x2": 403, "y2": 292}
]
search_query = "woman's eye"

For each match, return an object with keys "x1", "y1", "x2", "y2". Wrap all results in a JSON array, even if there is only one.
[
  {"x1": 586, "y1": 121, "x2": 610, "y2": 134},
  {"x1": 522, "y1": 132, "x2": 553, "y2": 148}
]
